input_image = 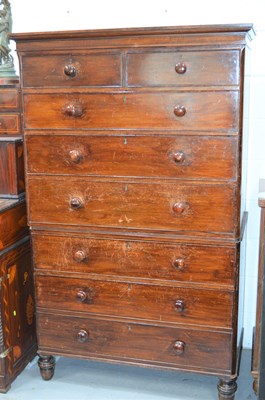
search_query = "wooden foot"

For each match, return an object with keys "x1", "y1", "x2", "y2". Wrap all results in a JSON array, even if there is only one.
[
  {"x1": 253, "y1": 377, "x2": 258, "y2": 395},
  {"x1": 217, "y1": 378, "x2": 237, "y2": 400},
  {"x1": 38, "y1": 355, "x2": 56, "y2": 381}
]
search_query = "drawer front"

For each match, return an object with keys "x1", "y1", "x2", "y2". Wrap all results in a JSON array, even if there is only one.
[
  {"x1": 0, "y1": 89, "x2": 19, "y2": 108},
  {"x1": 28, "y1": 177, "x2": 237, "y2": 235},
  {"x1": 38, "y1": 313, "x2": 232, "y2": 372},
  {"x1": 33, "y1": 234, "x2": 236, "y2": 286},
  {"x1": 22, "y1": 52, "x2": 121, "y2": 87},
  {"x1": 36, "y1": 275, "x2": 233, "y2": 327},
  {"x1": 0, "y1": 114, "x2": 20, "y2": 134},
  {"x1": 0, "y1": 201, "x2": 28, "y2": 250},
  {"x1": 0, "y1": 141, "x2": 25, "y2": 196},
  {"x1": 26, "y1": 134, "x2": 237, "y2": 180},
  {"x1": 127, "y1": 50, "x2": 240, "y2": 87},
  {"x1": 23, "y1": 92, "x2": 239, "y2": 131}
]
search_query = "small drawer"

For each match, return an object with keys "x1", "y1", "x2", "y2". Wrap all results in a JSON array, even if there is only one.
[
  {"x1": 21, "y1": 52, "x2": 121, "y2": 87},
  {"x1": 0, "y1": 199, "x2": 28, "y2": 250},
  {"x1": 0, "y1": 114, "x2": 20, "y2": 134},
  {"x1": 37, "y1": 313, "x2": 232, "y2": 372},
  {"x1": 33, "y1": 233, "x2": 236, "y2": 286},
  {"x1": 26, "y1": 134, "x2": 237, "y2": 181},
  {"x1": 127, "y1": 50, "x2": 240, "y2": 87},
  {"x1": 0, "y1": 139, "x2": 25, "y2": 197},
  {"x1": 28, "y1": 177, "x2": 238, "y2": 237},
  {"x1": 23, "y1": 91, "x2": 239, "y2": 132},
  {"x1": 36, "y1": 275, "x2": 233, "y2": 327},
  {"x1": 0, "y1": 89, "x2": 19, "y2": 108}
]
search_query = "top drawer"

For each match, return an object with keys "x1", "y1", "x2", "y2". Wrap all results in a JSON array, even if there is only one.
[
  {"x1": 21, "y1": 52, "x2": 121, "y2": 87},
  {"x1": 127, "y1": 50, "x2": 240, "y2": 87}
]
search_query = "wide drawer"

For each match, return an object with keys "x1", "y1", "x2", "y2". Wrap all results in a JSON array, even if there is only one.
[
  {"x1": 126, "y1": 50, "x2": 240, "y2": 87},
  {"x1": 23, "y1": 92, "x2": 239, "y2": 131},
  {"x1": 32, "y1": 233, "x2": 236, "y2": 286},
  {"x1": 36, "y1": 275, "x2": 233, "y2": 327},
  {"x1": 28, "y1": 177, "x2": 237, "y2": 236},
  {"x1": 21, "y1": 52, "x2": 121, "y2": 87},
  {"x1": 37, "y1": 313, "x2": 232, "y2": 372},
  {"x1": 26, "y1": 134, "x2": 237, "y2": 180}
]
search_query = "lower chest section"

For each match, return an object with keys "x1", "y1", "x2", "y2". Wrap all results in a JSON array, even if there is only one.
[{"x1": 33, "y1": 231, "x2": 237, "y2": 375}]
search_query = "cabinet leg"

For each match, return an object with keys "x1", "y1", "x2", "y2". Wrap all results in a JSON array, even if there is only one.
[
  {"x1": 217, "y1": 378, "x2": 237, "y2": 400},
  {"x1": 38, "y1": 355, "x2": 56, "y2": 381},
  {"x1": 253, "y1": 377, "x2": 258, "y2": 395}
]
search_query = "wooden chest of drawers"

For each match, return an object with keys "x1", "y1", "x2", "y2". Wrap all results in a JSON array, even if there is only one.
[{"x1": 11, "y1": 24, "x2": 253, "y2": 399}]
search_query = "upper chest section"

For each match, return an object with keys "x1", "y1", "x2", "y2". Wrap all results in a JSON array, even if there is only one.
[{"x1": 12, "y1": 25, "x2": 253, "y2": 90}]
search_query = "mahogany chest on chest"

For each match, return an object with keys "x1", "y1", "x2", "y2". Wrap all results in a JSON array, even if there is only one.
[{"x1": 11, "y1": 24, "x2": 253, "y2": 399}]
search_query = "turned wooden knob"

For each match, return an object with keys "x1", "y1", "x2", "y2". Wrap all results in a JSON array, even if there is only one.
[
  {"x1": 175, "y1": 62, "x2": 187, "y2": 74},
  {"x1": 69, "y1": 149, "x2": 82, "y2": 164},
  {"x1": 174, "y1": 106, "x2": 186, "y2": 117},
  {"x1": 70, "y1": 197, "x2": 83, "y2": 210},
  {"x1": 173, "y1": 258, "x2": 186, "y2": 271},
  {"x1": 172, "y1": 202, "x2": 189, "y2": 214},
  {"x1": 175, "y1": 299, "x2": 185, "y2": 312},
  {"x1": 64, "y1": 103, "x2": 83, "y2": 117},
  {"x1": 64, "y1": 64, "x2": 76, "y2": 77},
  {"x1": 173, "y1": 151, "x2": 185, "y2": 163},
  {"x1": 173, "y1": 340, "x2": 185, "y2": 355},
  {"x1": 76, "y1": 290, "x2": 87, "y2": 302},
  {"x1": 76, "y1": 329, "x2": 89, "y2": 343},
  {"x1": 74, "y1": 249, "x2": 87, "y2": 263}
]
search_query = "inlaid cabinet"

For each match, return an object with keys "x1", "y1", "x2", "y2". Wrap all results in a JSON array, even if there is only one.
[
  {"x1": 10, "y1": 24, "x2": 253, "y2": 399},
  {"x1": 0, "y1": 199, "x2": 37, "y2": 392}
]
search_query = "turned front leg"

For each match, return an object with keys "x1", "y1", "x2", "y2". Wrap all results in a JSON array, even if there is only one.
[
  {"x1": 217, "y1": 378, "x2": 237, "y2": 400},
  {"x1": 38, "y1": 355, "x2": 56, "y2": 381}
]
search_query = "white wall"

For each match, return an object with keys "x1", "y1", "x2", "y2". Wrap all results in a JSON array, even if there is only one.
[{"x1": 9, "y1": 0, "x2": 265, "y2": 348}]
